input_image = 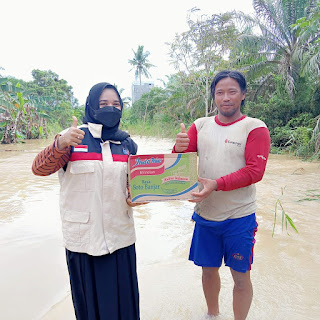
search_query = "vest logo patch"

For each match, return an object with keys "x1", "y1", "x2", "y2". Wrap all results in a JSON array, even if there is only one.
[
  {"x1": 232, "y1": 253, "x2": 244, "y2": 261},
  {"x1": 225, "y1": 139, "x2": 242, "y2": 147},
  {"x1": 122, "y1": 148, "x2": 130, "y2": 155},
  {"x1": 74, "y1": 145, "x2": 88, "y2": 152}
]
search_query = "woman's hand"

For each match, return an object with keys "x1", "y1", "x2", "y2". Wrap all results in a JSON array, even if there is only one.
[
  {"x1": 57, "y1": 116, "x2": 85, "y2": 150},
  {"x1": 126, "y1": 198, "x2": 149, "y2": 207}
]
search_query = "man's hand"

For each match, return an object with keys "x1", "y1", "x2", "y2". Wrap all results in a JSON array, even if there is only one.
[
  {"x1": 175, "y1": 123, "x2": 190, "y2": 152},
  {"x1": 189, "y1": 177, "x2": 218, "y2": 203},
  {"x1": 58, "y1": 116, "x2": 85, "y2": 150}
]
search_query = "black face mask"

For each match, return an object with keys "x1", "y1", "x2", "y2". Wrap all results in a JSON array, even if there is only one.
[{"x1": 93, "y1": 107, "x2": 122, "y2": 128}]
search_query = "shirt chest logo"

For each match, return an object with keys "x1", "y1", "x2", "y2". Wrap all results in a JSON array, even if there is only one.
[{"x1": 225, "y1": 139, "x2": 242, "y2": 147}]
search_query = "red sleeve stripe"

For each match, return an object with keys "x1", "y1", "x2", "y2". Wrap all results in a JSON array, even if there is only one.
[
  {"x1": 112, "y1": 154, "x2": 129, "y2": 162},
  {"x1": 70, "y1": 152, "x2": 103, "y2": 161},
  {"x1": 186, "y1": 123, "x2": 198, "y2": 152},
  {"x1": 69, "y1": 153, "x2": 128, "y2": 162},
  {"x1": 70, "y1": 152, "x2": 129, "y2": 162}
]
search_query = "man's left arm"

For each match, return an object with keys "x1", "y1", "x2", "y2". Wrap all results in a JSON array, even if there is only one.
[
  {"x1": 216, "y1": 127, "x2": 271, "y2": 191},
  {"x1": 190, "y1": 127, "x2": 270, "y2": 202}
]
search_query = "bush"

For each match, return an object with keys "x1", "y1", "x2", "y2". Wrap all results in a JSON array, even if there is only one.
[
  {"x1": 286, "y1": 113, "x2": 315, "y2": 128},
  {"x1": 271, "y1": 127, "x2": 293, "y2": 148}
]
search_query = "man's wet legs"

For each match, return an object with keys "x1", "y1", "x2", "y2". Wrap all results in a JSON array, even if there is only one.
[
  {"x1": 230, "y1": 269, "x2": 253, "y2": 320},
  {"x1": 202, "y1": 267, "x2": 221, "y2": 316}
]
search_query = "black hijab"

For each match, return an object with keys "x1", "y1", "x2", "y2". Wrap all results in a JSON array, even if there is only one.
[{"x1": 82, "y1": 82, "x2": 129, "y2": 141}]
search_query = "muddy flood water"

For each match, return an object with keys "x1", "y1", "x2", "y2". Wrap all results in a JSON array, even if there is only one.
[{"x1": 0, "y1": 136, "x2": 319, "y2": 320}]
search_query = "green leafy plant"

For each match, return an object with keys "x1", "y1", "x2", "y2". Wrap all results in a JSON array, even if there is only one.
[{"x1": 272, "y1": 187, "x2": 299, "y2": 237}]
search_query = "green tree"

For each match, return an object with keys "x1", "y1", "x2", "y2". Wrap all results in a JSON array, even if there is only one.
[
  {"x1": 292, "y1": 1, "x2": 320, "y2": 78},
  {"x1": 27, "y1": 69, "x2": 78, "y2": 107},
  {"x1": 128, "y1": 45, "x2": 155, "y2": 85},
  {"x1": 0, "y1": 70, "x2": 82, "y2": 143},
  {"x1": 167, "y1": 11, "x2": 239, "y2": 116},
  {"x1": 129, "y1": 87, "x2": 168, "y2": 123},
  {"x1": 0, "y1": 79, "x2": 46, "y2": 143},
  {"x1": 234, "y1": 0, "x2": 320, "y2": 96}
]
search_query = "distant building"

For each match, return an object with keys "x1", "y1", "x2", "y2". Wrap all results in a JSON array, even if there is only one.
[{"x1": 131, "y1": 81, "x2": 154, "y2": 104}]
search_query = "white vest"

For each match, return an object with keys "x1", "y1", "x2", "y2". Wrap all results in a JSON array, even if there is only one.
[
  {"x1": 58, "y1": 124, "x2": 135, "y2": 256},
  {"x1": 194, "y1": 116, "x2": 267, "y2": 221}
]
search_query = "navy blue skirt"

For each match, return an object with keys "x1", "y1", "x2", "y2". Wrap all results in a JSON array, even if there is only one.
[{"x1": 66, "y1": 244, "x2": 140, "y2": 320}]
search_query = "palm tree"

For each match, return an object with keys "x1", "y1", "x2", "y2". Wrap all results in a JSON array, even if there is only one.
[
  {"x1": 128, "y1": 45, "x2": 155, "y2": 85},
  {"x1": 234, "y1": 0, "x2": 319, "y2": 96},
  {"x1": 0, "y1": 79, "x2": 49, "y2": 143},
  {"x1": 293, "y1": 1, "x2": 320, "y2": 77}
]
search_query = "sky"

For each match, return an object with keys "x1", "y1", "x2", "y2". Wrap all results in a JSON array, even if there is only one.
[{"x1": 1, "y1": 0, "x2": 254, "y2": 105}]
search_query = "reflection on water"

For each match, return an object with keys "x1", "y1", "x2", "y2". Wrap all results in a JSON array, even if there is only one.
[{"x1": 0, "y1": 138, "x2": 319, "y2": 320}]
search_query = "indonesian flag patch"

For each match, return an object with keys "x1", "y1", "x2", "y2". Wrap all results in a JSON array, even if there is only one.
[{"x1": 74, "y1": 145, "x2": 88, "y2": 152}]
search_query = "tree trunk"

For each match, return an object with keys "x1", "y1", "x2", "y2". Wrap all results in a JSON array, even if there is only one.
[
  {"x1": 205, "y1": 65, "x2": 211, "y2": 117},
  {"x1": 205, "y1": 76, "x2": 209, "y2": 117},
  {"x1": 143, "y1": 101, "x2": 149, "y2": 125},
  {"x1": 42, "y1": 118, "x2": 48, "y2": 138},
  {"x1": 1, "y1": 122, "x2": 14, "y2": 144},
  {"x1": 12, "y1": 110, "x2": 23, "y2": 142},
  {"x1": 26, "y1": 104, "x2": 32, "y2": 139}
]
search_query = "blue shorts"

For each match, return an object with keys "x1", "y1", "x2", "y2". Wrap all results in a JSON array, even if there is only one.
[{"x1": 189, "y1": 213, "x2": 258, "y2": 273}]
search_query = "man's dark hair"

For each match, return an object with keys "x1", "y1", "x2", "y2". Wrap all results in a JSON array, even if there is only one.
[{"x1": 210, "y1": 70, "x2": 247, "y2": 106}]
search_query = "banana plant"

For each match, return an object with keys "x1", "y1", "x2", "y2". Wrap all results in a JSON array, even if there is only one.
[{"x1": 0, "y1": 79, "x2": 38, "y2": 143}]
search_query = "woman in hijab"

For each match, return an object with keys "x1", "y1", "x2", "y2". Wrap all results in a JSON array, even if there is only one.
[{"x1": 32, "y1": 83, "x2": 142, "y2": 320}]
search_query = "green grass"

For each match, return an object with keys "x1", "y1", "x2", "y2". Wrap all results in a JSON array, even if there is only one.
[{"x1": 272, "y1": 187, "x2": 299, "y2": 237}]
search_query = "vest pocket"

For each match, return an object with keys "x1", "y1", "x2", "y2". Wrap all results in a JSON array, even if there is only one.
[
  {"x1": 69, "y1": 161, "x2": 95, "y2": 191},
  {"x1": 63, "y1": 210, "x2": 90, "y2": 223},
  {"x1": 62, "y1": 209, "x2": 90, "y2": 244}
]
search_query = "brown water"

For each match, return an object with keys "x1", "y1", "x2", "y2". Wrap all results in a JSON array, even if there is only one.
[{"x1": 0, "y1": 137, "x2": 319, "y2": 320}]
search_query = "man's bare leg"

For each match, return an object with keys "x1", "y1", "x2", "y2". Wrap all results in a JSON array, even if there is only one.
[
  {"x1": 230, "y1": 269, "x2": 253, "y2": 320},
  {"x1": 202, "y1": 267, "x2": 221, "y2": 316}
]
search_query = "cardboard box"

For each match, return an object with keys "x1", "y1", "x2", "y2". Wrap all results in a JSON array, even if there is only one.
[{"x1": 128, "y1": 152, "x2": 198, "y2": 203}]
